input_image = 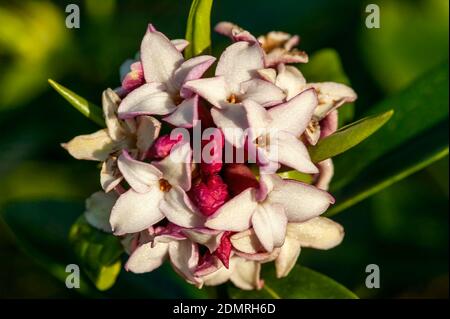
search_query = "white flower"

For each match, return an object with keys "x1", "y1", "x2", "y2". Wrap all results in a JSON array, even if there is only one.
[
  {"x1": 117, "y1": 24, "x2": 216, "y2": 128},
  {"x1": 205, "y1": 174, "x2": 334, "y2": 252},
  {"x1": 62, "y1": 89, "x2": 162, "y2": 192}
]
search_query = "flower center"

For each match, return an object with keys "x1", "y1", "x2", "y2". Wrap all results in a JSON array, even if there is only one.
[
  {"x1": 255, "y1": 134, "x2": 270, "y2": 148},
  {"x1": 159, "y1": 179, "x2": 172, "y2": 192},
  {"x1": 307, "y1": 120, "x2": 319, "y2": 134},
  {"x1": 173, "y1": 94, "x2": 184, "y2": 106},
  {"x1": 227, "y1": 94, "x2": 239, "y2": 104}
]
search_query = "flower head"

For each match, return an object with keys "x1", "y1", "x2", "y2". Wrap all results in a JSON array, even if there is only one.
[{"x1": 64, "y1": 21, "x2": 353, "y2": 291}]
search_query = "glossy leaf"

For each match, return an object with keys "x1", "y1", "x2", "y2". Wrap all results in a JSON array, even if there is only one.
[
  {"x1": 0, "y1": 200, "x2": 207, "y2": 298},
  {"x1": 300, "y1": 49, "x2": 355, "y2": 126},
  {"x1": 326, "y1": 120, "x2": 449, "y2": 216},
  {"x1": 0, "y1": 201, "x2": 102, "y2": 297},
  {"x1": 308, "y1": 110, "x2": 393, "y2": 163},
  {"x1": 184, "y1": 0, "x2": 213, "y2": 59},
  {"x1": 48, "y1": 79, "x2": 105, "y2": 127},
  {"x1": 69, "y1": 216, "x2": 123, "y2": 291},
  {"x1": 277, "y1": 170, "x2": 313, "y2": 184},
  {"x1": 229, "y1": 264, "x2": 357, "y2": 299},
  {"x1": 333, "y1": 61, "x2": 449, "y2": 190}
]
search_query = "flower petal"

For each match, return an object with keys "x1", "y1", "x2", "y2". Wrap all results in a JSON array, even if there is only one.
[
  {"x1": 268, "y1": 88, "x2": 318, "y2": 136},
  {"x1": 182, "y1": 228, "x2": 223, "y2": 253},
  {"x1": 171, "y1": 39, "x2": 189, "y2": 52},
  {"x1": 110, "y1": 188, "x2": 165, "y2": 235},
  {"x1": 314, "y1": 159, "x2": 334, "y2": 191},
  {"x1": 242, "y1": 99, "x2": 272, "y2": 135},
  {"x1": 211, "y1": 103, "x2": 248, "y2": 148},
  {"x1": 121, "y1": 62, "x2": 145, "y2": 93},
  {"x1": 160, "y1": 186, "x2": 205, "y2": 228},
  {"x1": 258, "y1": 31, "x2": 291, "y2": 51},
  {"x1": 117, "y1": 150, "x2": 162, "y2": 193},
  {"x1": 118, "y1": 83, "x2": 176, "y2": 119},
  {"x1": 136, "y1": 116, "x2": 161, "y2": 159},
  {"x1": 102, "y1": 88, "x2": 127, "y2": 141},
  {"x1": 265, "y1": 48, "x2": 308, "y2": 67},
  {"x1": 172, "y1": 55, "x2": 216, "y2": 92},
  {"x1": 62, "y1": 129, "x2": 116, "y2": 161},
  {"x1": 162, "y1": 95, "x2": 198, "y2": 128},
  {"x1": 265, "y1": 174, "x2": 335, "y2": 222},
  {"x1": 320, "y1": 109, "x2": 338, "y2": 139},
  {"x1": 230, "y1": 229, "x2": 264, "y2": 254},
  {"x1": 100, "y1": 158, "x2": 123, "y2": 193},
  {"x1": 182, "y1": 76, "x2": 229, "y2": 108},
  {"x1": 235, "y1": 248, "x2": 280, "y2": 262},
  {"x1": 306, "y1": 82, "x2": 357, "y2": 119},
  {"x1": 140, "y1": 24, "x2": 184, "y2": 91},
  {"x1": 268, "y1": 130, "x2": 318, "y2": 174},
  {"x1": 257, "y1": 68, "x2": 277, "y2": 83},
  {"x1": 216, "y1": 41, "x2": 265, "y2": 93},
  {"x1": 240, "y1": 79, "x2": 285, "y2": 107},
  {"x1": 84, "y1": 191, "x2": 118, "y2": 233},
  {"x1": 275, "y1": 235, "x2": 301, "y2": 278},
  {"x1": 152, "y1": 141, "x2": 192, "y2": 191},
  {"x1": 205, "y1": 188, "x2": 257, "y2": 231},
  {"x1": 275, "y1": 64, "x2": 306, "y2": 100},
  {"x1": 125, "y1": 241, "x2": 169, "y2": 273},
  {"x1": 251, "y1": 203, "x2": 287, "y2": 252},
  {"x1": 214, "y1": 21, "x2": 242, "y2": 39},
  {"x1": 230, "y1": 257, "x2": 263, "y2": 290},
  {"x1": 201, "y1": 263, "x2": 233, "y2": 287},
  {"x1": 169, "y1": 240, "x2": 199, "y2": 284},
  {"x1": 287, "y1": 217, "x2": 344, "y2": 249}
]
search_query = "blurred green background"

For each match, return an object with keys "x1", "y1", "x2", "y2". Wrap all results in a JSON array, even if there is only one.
[{"x1": 0, "y1": 0, "x2": 448, "y2": 298}]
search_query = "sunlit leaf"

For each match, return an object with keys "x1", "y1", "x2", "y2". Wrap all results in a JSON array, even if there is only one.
[
  {"x1": 48, "y1": 79, "x2": 105, "y2": 127},
  {"x1": 0, "y1": 200, "x2": 207, "y2": 298},
  {"x1": 69, "y1": 216, "x2": 123, "y2": 291},
  {"x1": 184, "y1": 0, "x2": 213, "y2": 59},
  {"x1": 229, "y1": 264, "x2": 357, "y2": 299},
  {"x1": 277, "y1": 170, "x2": 313, "y2": 184},
  {"x1": 326, "y1": 120, "x2": 449, "y2": 216},
  {"x1": 333, "y1": 61, "x2": 449, "y2": 190},
  {"x1": 308, "y1": 110, "x2": 393, "y2": 163},
  {"x1": 0, "y1": 201, "x2": 102, "y2": 297}
]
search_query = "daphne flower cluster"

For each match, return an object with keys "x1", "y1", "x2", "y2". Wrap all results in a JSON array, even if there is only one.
[{"x1": 64, "y1": 22, "x2": 356, "y2": 290}]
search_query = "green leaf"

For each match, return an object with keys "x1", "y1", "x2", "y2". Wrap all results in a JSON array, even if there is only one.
[
  {"x1": 300, "y1": 49, "x2": 355, "y2": 126},
  {"x1": 69, "y1": 216, "x2": 123, "y2": 291},
  {"x1": 0, "y1": 200, "x2": 207, "y2": 298},
  {"x1": 229, "y1": 264, "x2": 357, "y2": 299},
  {"x1": 0, "y1": 201, "x2": 102, "y2": 297},
  {"x1": 48, "y1": 79, "x2": 105, "y2": 127},
  {"x1": 277, "y1": 170, "x2": 313, "y2": 184},
  {"x1": 184, "y1": 0, "x2": 213, "y2": 59},
  {"x1": 326, "y1": 120, "x2": 449, "y2": 216},
  {"x1": 280, "y1": 109, "x2": 392, "y2": 181},
  {"x1": 332, "y1": 61, "x2": 449, "y2": 191},
  {"x1": 308, "y1": 110, "x2": 393, "y2": 163}
]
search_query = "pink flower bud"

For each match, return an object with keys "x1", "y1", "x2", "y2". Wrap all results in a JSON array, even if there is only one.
[
  {"x1": 200, "y1": 129, "x2": 224, "y2": 175},
  {"x1": 191, "y1": 175, "x2": 229, "y2": 216},
  {"x1": 148, "y1": 134, "x2": 183, "y2": 159},
  {"x1": 121, "y1": 62, "x2": 145, "y2": 92},
  {"x1": 215, "y1": 231, "x2": 233, "y2": 268}
]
